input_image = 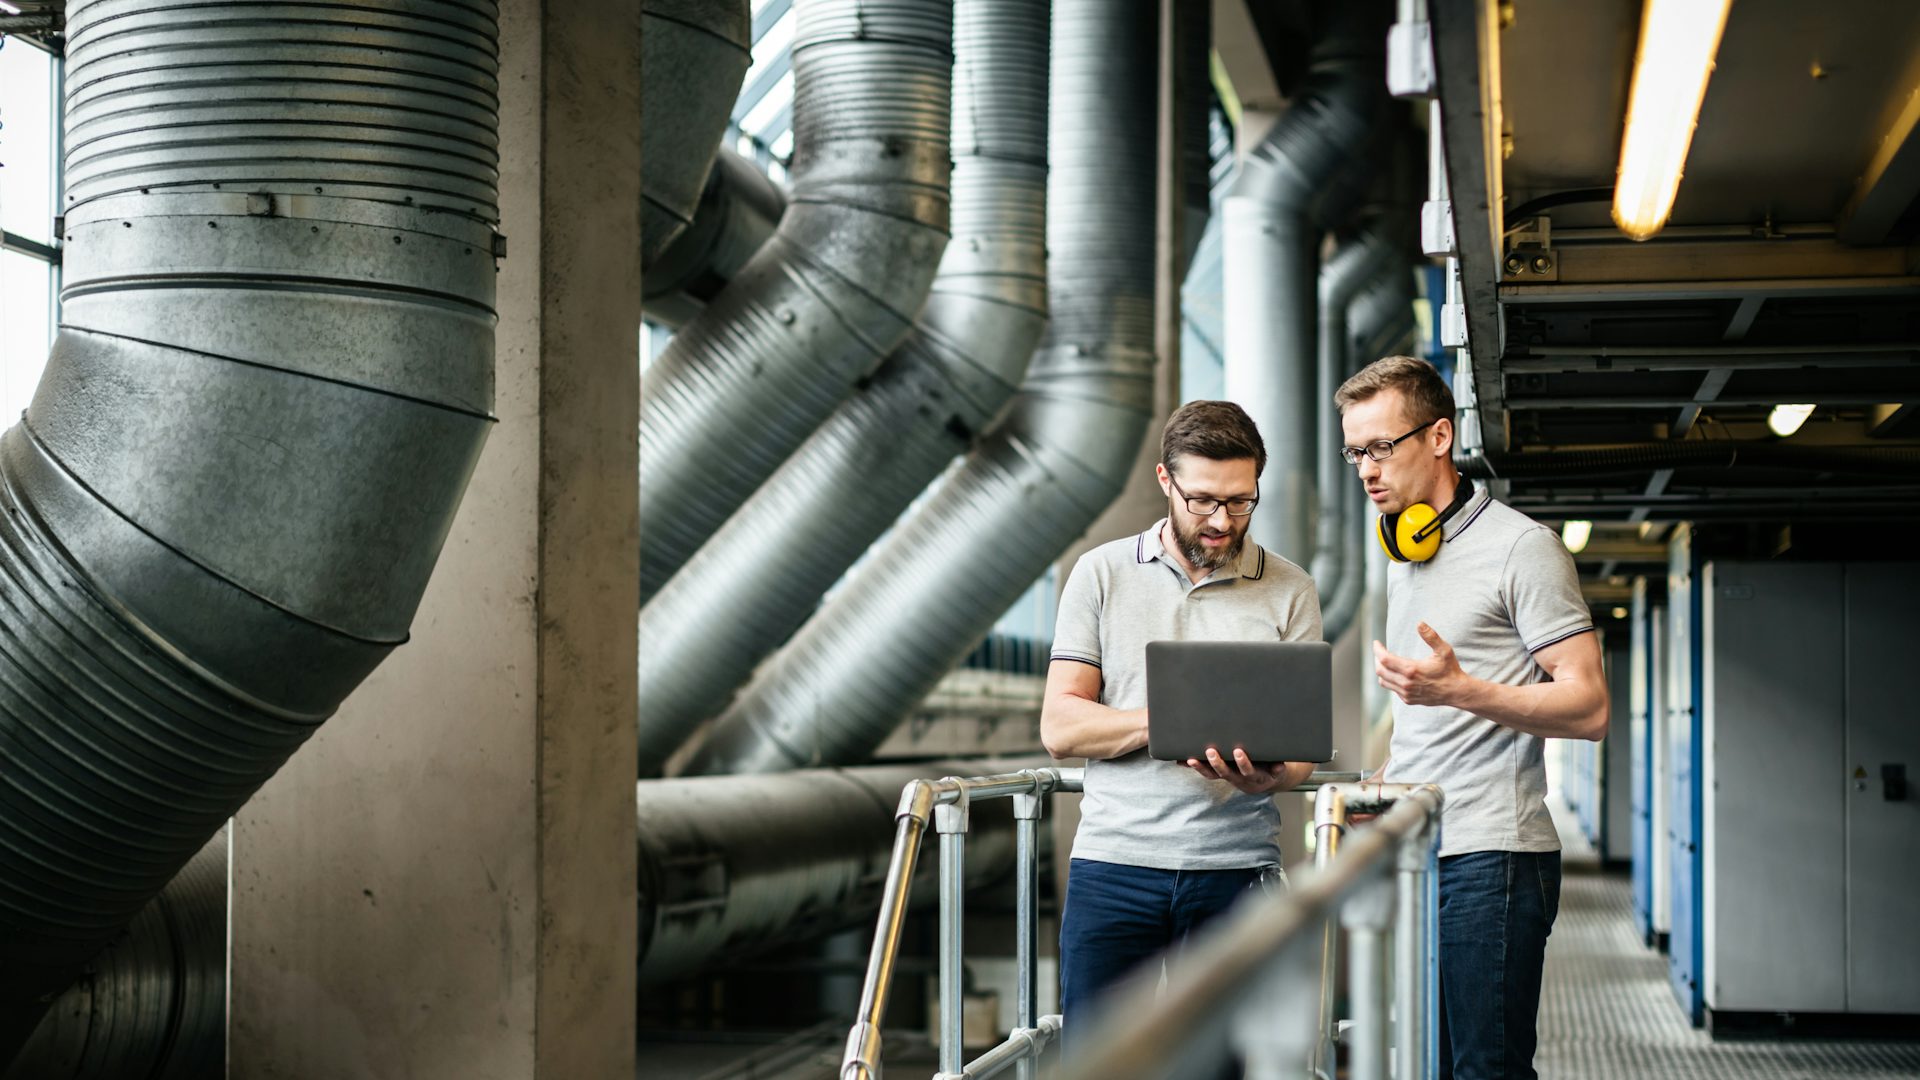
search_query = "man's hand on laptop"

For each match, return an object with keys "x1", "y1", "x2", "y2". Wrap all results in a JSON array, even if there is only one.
[{"x1": 1185, "y1": 747, "x2": 1311, "y2": 794}]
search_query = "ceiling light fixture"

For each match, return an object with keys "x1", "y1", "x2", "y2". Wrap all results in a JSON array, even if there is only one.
[
  {"x1": 1561, "y1": 519, "x2": 1593, "y2": 555},
  {"x1": 1767, "y1": 403, "x2": 1816, "y2": 438},
  {"x1": 0, "y1": 1, "x2": 23, "y2": 14},
  {"x1": 1612, "y1": 0, "x2": 1733, "y2": 241}
]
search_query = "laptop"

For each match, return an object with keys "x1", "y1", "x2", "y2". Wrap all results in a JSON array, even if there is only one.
[{"x1": 1145, "y1": 640, "x2": 1334, "y2": 763}]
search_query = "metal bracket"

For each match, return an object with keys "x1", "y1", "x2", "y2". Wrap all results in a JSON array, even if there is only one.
[
  {"x1": 1421, "y1": 199, "x2": 1455, "y2": 257},
  {"x1": 934, "y1": 790, "x2": 971, "y2": 835},
  {"x1": 1387, "y1": 21, "x2": 1436, "y2": 98},
  {"x1": 1340, "y1": 873, "x2": 1397, "y2": 932},
  {"x1": 1502, "y1": 215, "x2": 1559, "y2": 282}
]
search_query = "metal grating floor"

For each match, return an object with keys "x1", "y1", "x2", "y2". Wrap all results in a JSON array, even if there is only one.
[{"x1": 1536, "y1": 859, "x2": 1920, "y2": 1079}]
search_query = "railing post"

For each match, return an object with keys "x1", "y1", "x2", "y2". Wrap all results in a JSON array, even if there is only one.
[
  {"x1": 1424, "y1": 825, "x2": 1442, "y2": 1080},
  {"x1": 1311, "y1": 785, "x2": 1349, "y2": 1078},
  {"x1": 1011, "y1": 776, "x2": 1045, "y2": 1080},
  {"x1": 933, "y1": 786, "x2": 972, "y2": 1079},
  {"x1": 1394, "y1": 821, "x2": 1432, "y2": 1080},
  {"x1": 1342, "y1": 871, "x2": 1395, "y2": 1080},
  {"x1": 1231, "y1": 937, "x2": 1325, "y2": 1080}
]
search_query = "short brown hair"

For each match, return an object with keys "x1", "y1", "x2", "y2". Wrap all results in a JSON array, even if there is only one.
[
  {"x1": 1335, "y1": 355, "x2": 1456, "y2": 427},
  {"x1": 1161, "y1": 400, "x2": 1267, "y2": 477}
]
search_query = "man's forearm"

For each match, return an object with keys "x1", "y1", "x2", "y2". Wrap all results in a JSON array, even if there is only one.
[
  {"x1": 1455, "y1": 676, "x2": 1607, "y2": 741},
  {"x1": 1040, "y1": 695, "x2": 1149, "y2": 760}
]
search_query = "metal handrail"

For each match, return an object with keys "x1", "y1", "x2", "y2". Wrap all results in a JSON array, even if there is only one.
[
  {"x1": 1052, "y1": 782, "x2": 1444, "y2": 1080},
  {"x1": 840, "y1": 767, "x2": 1372, "y2": 1080}
]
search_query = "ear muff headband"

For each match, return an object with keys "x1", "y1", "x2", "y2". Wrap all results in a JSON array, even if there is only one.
[{"x1": 1376, "y1": 480, "x2": 1476, "y2": 564}]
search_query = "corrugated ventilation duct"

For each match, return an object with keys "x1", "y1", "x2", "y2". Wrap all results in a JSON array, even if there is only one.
[
  {"x1": 0, "y1": 0, "x2": 498, "y2": 1058},
  {"x1": 637, "y1": 0, "x2": 953, "y2": 601},
  {"x1": 1310, "y1": 229, "x2": 1396, "y2": 606},
  {"x1": 636, "y1": 0, "x2": 1050, "y2": 775},
  {"x1": 1221, "y1": 0, "x2": 1384, "y2": 567},
  {"x1": 681, "y1": 0, "x2": 1160, "y2": 775},
  {"x1": 3, "y1": 832, "x2": 226, "y2": 1080},
  {"x1": 640, "y1": 0, "x2": 752, "y2": 264},
  {"x1": 1175, "y1": 0, "x2": 1212, "y2": 274}
]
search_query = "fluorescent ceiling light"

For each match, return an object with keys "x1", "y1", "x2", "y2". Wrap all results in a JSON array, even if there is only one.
[
  {"x1": 1612, "y1": 0, "x2": 1733, "y2": 241},
  {"x1": 1561, "y1": 519, "x2": 1593, "y2": 554},
  {"x1": 1767, "y1": 403, "x2": 1816, "y2": 438},
  {"x1": 0, "y1": 2, "x2": 23, "y2": 14}
]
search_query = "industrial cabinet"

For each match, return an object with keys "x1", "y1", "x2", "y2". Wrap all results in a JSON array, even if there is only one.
[
  {"x1": 1666, "y1": 529, "x2": 1703, "y2": 1023},
  {"x1": 1695, "y1": 559, "x2": 1920, "y2": 1020}
]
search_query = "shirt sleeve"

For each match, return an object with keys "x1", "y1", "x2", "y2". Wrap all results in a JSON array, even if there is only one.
[
  {"x1": 1502, "y1": 526, "x2": 1594, "y2": 653},
  {"x1": 1049, "y1": 554, "x2": 1104, "y2": 668},
  {"x1": 1283, "y1": 573, "x2": 1325, "y2": 643}
]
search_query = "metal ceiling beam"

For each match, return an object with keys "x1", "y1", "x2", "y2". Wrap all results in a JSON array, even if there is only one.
[
  {"x1": 751, "y1": 0, "x2": 792, "y2": 42},
  {"x1": 1626, "y1": 468, "x2": 1672, "y2": 525},
  {"x1": 1431, "y1": 0, "x2": 1508, "y2": 452},
  {"x1": 1514, "y1": 388, "x2": 1913, "y2": 410},
  {"x1": 1669, "y1": 368, "x2": 1731, "y2": 436},
  {"x1": 1500, "y1": 276, "x2": 1920, "y2": 303},
  {"x1": 732, "y1": 50, "x2": 793, "y2": 124},
  {"x1": 1838, "y1": 59, "x2": 1920, "y2": 245},
  {"x1": 1505, "y1": 344, "x2": 1920, "y2": 375},
  {"x1": 1869, "y1": 401, "x2": 1917, "y2": 438}
]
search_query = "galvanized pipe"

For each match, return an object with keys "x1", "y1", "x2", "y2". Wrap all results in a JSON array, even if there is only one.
[
  {"x1": 0, "y1": 0, "x2": 499, "y2": 1058},
  {"x1": 637, "y1": 0, "x2": 1049, "y2": 773},
  {"x1": 1012, "y1": 793, "x2": 1042, "y2": 1080},
  {"x1": 1312, "y1": 786, "x2": 1348, "y2": 1079},
  {"x1": 682, "y1": 0, "x2": 1160, "y2": 774},
  {"x1": 640, "y1": 0, "x2": 752, "y2": 264},
  {"x1": 642, "y1": 147, "x2": 789, "y2": 329},
  {"x1": 1394, "y1": 832, "x2": 1432, "y2": 1080},
  {"x1": 1342, "y1": 877, "x2": 1395, "y2": 1080},
  {"x1": 961, "y1": 1015, "x2": 1064, "y2": 1080},
  {"x1": 1224, "y1": 0, "x2": 1386, "y2": 567},
  {"x1": 936, "y1": 797, "x2": 970, "y2": 1077},
  {"x1": 638, "y1": 0, "x2": 954, "y2": 601}
]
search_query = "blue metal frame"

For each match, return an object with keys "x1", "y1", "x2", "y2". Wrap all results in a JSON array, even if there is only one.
[
  {"x1": 1629, "y1": 584, "x2": 1655, "y2": 942},
  {"x1": 1665, "y1": 528, "x2": 1705, "y2": 1025}
]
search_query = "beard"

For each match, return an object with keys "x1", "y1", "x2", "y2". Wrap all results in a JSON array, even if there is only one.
[{"x1": 1170, "y1": 503, "x2": 1248, "y2": 571}]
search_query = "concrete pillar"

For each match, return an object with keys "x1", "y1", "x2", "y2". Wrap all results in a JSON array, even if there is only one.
[{"x1": 227, "y1": 4, "x2": 641, "y2": 1077}]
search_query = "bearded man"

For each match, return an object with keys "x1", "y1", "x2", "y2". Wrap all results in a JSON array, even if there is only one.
[{"x1": 1042, "y1": 399, "x2": 1323, "y2": 1061}]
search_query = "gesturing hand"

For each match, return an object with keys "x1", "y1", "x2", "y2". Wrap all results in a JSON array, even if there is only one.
[
  {"x1": 1373, "y1": 622, "x2": 1469, "y2": 707},
  {"x1": 1185, "y1": 747, "x2": 1297, "y2": 795}
]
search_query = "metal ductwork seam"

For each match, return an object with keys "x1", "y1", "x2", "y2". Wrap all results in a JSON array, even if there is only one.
[
  {"x1": 637, "y1": 0, "x2": 954, "y2": 602},
  {"x1": 641, "y1": 0, "x2": 753, "y2": 266},
  {"x1": 636, "y1": 760, "x2": 1028, "y2": 985},
  {"x1": 636, "y1": 0, "x2": 1050, "y2": 775},
  {"x1": 681, "y1": 0, "x2": 1159, "y2": 776},
  {"x1": 0, "y1": 0, "x2": 499, "y2": 1058},
  {"x1": 1309, "y1": 228, "x2": 1397, "y2": 604},
  {"x1": 3, "y1": 831, "x2": 226, "y2": 1080},
  {"x1": 642, "y1": 148, "x2": 789, "y2": 329},
  {"x1": 1221, "y1": 0, "x2": 1386, "y2": 568}
]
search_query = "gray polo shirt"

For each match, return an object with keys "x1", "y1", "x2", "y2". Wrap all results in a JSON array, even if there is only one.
[
  {"x1": 1382, "y1": 485, "x2": 1593, "y2": 858},
  {"x1": 1051, "y1": 520, "x2": 1323, "y2": 870}
]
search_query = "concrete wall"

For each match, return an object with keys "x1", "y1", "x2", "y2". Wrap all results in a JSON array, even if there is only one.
[{"x1": 228, "y1": 4, "x2": 642, "y2": 1077}]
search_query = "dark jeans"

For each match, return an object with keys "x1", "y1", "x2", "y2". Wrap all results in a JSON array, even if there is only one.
[
  {"x1": 1058, "y1": 858, "x2": 1267, "y2": 1068},
  {"x1": 1437, "y1": 850, "x2": 1562, "y2": 1080}
]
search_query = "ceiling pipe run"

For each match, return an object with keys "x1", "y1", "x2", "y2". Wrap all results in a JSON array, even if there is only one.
[
  {"x1": 640, "y1": 0, "x2": 753, "y2": 265},
  {"x1": 0, "y1": 0, "x2": 499, "y2": 1059},
  {"x1": 637, "y1": 0, "x2": 954, "y2": 602},
  {"x1": 1311, "y1": 229, "x2": 1397, "y2": 608},
  {"x1": 1221, "y1": 0, "x2": 1386, "y2": 567},
  {"x1": 636, "y1": 0, "x2": 1050, "y2": 775},
  {"x1": 682, "y1": 0, "x2": 1161, "y2": 776}
]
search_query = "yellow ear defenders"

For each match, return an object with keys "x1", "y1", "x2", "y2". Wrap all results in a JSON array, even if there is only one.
[{"x1": 1377, "y1": 480, "x2": 1476, "y2": 563}]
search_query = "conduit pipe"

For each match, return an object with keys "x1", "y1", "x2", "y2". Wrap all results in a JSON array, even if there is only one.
[
  {"x1": 1176, "y1": 0, "x2": 1213, "y2": 275},
  {"x1": 638, "y1": 0, "x2": 954, "y2": 601},
  {"x1": 3, "y1": 832, "x2": 227, "y2": 1080},
  {"x1": 1311, "y1": 229, "x2": 1397, "y2": 604},
  {"x1": 636, "y1": 761, "x2": 1025, "y2": 984},
  {"x1": 642, "y1": 149, "x2": 789, "y2": 329},
  {"x1": 640, "y1": 0, "x2": 753, "y2": 265},
  {"x1": 0, "y1": 0, "x2": 499, "y2": 1059},
  {"x1": 1323, "y1": 281, "x2": 1417, "y2": 642},
  {"x1": 1456, "y1": 443, "x2": 1920, "y2": 480},
  {"x1": 682, "y1": 0, "x2": 1160, "y2": 775},
  {"x1": 1222, "y1": 0, "x2": 1385, "y2": 567},
  {"x1": 636, "y1": 0, "x2": 1050, "y2": 774}
]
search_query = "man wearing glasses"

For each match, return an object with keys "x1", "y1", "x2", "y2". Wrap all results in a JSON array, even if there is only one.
[
  {"x1": 1336, "y1": 355, "x2": 1608, "y2": 1080},
  {"x1": 1042, "y1": 400, "x2": 1322, "y2": 1062}
]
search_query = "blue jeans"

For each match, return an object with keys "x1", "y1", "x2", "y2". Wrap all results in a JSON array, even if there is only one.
[
  {"x1": 1058, "y1": 858, "x2": 1270, "y2": 1067},
  {"x1": 1437, "y1": 850, "x2": 1561, "y2": 1080}
]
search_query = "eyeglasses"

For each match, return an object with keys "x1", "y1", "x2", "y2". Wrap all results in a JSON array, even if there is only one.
[
  {"x1": 1339, "y1": 418, "x2": 1438, "y2": 465},
  {"x1": 1168, "y1": 475, "x2": 1259, "y2": 517}
]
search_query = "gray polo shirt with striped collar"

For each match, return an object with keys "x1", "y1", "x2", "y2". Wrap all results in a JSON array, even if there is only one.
[
  {"x1": 1381, "y1": 484, "x2": 1594, "y2": 857},
  {"x1": 1051, "y1": 519, "x2": 1323, "y2": 870}
]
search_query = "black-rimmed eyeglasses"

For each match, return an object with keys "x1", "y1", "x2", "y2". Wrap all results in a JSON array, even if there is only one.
[
  {"x1": 1169, "y1": 475, "x2": 1259, "y2": 517},
  {"x1": 1339, "y1": 418, "x2": 1438, "y2": 465}
]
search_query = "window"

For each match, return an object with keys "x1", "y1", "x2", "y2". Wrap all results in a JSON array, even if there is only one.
[{"x1": 0, "y1": 33, "x2": 59, "y2": 424}]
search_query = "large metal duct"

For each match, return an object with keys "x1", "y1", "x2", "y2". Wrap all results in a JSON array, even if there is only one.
[
  {"x1": 1221, "y1": 0, "x2": 1384, "y2": 567},
  {"x1": 1175, "y1": 0, "x2": 1212, "y2": 275},
  {"x1": 642, "y1": 148, "x2": 788, "y2": 329},
  {"x1": 0, "y1": 0, "x2": 498, "y2": 1059},
  {"x1": 636, "y1": 0, "x2": 1050, "y2": 775},
  {"x1": 641, "y1": 0, "x2": 752, "y2": 265},
  {"x1": 3, "y1": 832, "x2": 226, "y2": 1080},
  {"x1": 637, "y1": 0, "x2": 953, "y2": 601},
  {"x1": 682, "y1": 0, "x2": 1160, "y2": 776},
  {"x1": 1310, "y1": 229, "x2": 1396, "y2": 602},
  {"x1": 637, "y1": 762, "x2": 1023, "y2": 984}
]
